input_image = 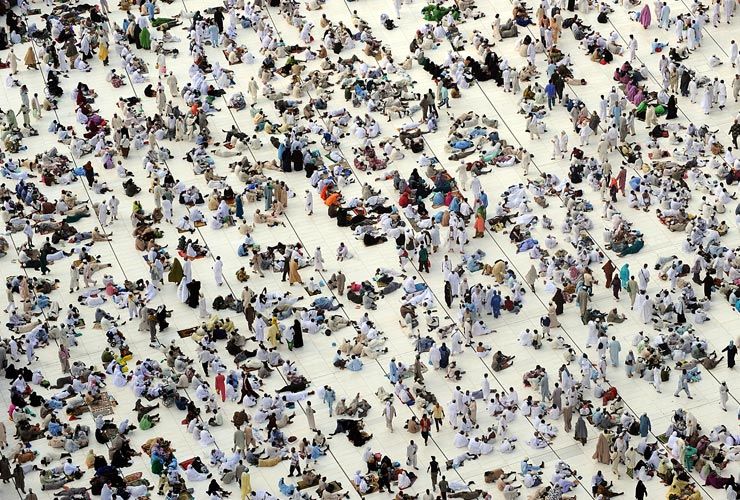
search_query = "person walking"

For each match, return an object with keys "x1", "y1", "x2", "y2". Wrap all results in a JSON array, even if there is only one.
[
  {"x1": 323, "y1": 386, "x2": 336, "y2": 416},
  {"x1": 428, "y1": 456, "x2": 440, "y2": 489},
  {"x1": 418, "y1": 245, "x2": 430, "y2": 273},
  {"x1": 673, "y1": 369, "x2": 692, "y2": 399},
  {"x1": 574, "y1": 414, "x2": 588, "y2": 445},
  {"x1": 58, "y1": 344, "x2": 71, "y2": 373},
  {"x1": 305, "y1": 401, "x2": 317, "y2": 430},
  {"x1": 720, "y1": 382, "x2": 729, "y2": 412},
  {"x1": 378, "y1": 461, "x2": 393, "y2": 493},
  {"x1": 14, "y1": 462, "x2": 25, "y2": 493},
  {"x1": 406, "y1": 440, "x2": 418, "y2": 469},
  {"x1": 215, "y1": 372, "x2": 226, "y2": 402},
  {"x1": 288, "y1": 448, "x2": 301, "y2": 477},
  {"x1": 636, "y1": 479, "x2": 648, "y2": 500},
  {"x1": 438, "y1": 476, "x2": 449, "y2": 500},
  {"x1": 420, "y1": 414, "x2": 432, "y2": 445},
  {"x1": 234, "y1": 427, "x2": 246, "y2": 454},
  {"x1": 722, "y1": 340, "x2": 737, "y2": 368},
  {"x1": 147, "y1": 309, "x2": 159, "y2": 348},
  {"x1": 432, "y1": 402, "x2": 445, "y2": 431},
  {"x1": 608, "y1": 336, "x2": 621, "y2": 367},
  {"x1": 384, "y1": 400, "x2": 397, "y2": 432},
  {"x1": 545, "y1": 79, "x2": 557, "y2": 109},
  {"x1": 213, "y1": 256, "x2": 224, "y2": 286}
]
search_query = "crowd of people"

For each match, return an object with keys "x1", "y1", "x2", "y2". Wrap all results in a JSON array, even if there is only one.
[{"x1": 0, "y1": 0, "x2": 739, "y2": 499}]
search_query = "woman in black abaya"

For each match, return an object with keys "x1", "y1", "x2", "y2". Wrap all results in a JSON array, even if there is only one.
[
  {"x1": 186, "y1": 280, "x2": 201, "y2": 308},
  {"x1": 292, "y1": 319, "x2": 304, "y2": 348},
  {"x1": 552, "y1": 288, "x2": 565, "y2": 315},
  {"x1": 666, "y1": 95, "x2": 678, "y2": 119}
]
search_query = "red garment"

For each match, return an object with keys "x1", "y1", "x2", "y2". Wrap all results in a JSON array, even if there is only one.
[
  {"x1": 601, "y1": 387, "x2": 618, "y2": 406},
  {"x1": 399, "y1": 191, "x2": 410, "y2": 207},
  {"x1": 215, "y1": 373, "x2": 226, "y2": 402}
]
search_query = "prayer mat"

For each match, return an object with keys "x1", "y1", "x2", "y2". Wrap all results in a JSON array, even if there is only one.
[
  {"x1": 178, "y1": 327, "x2": 197, "y2": 338},
  {"x1": 179, "y1": 457, "x2": 196, "y2": 471},
  {"x1": 177, "y1": 250, "x2": 206, "y2": 259},
  {"x1": 326, "y1": 481, "x2": 343, "y2": 493},
  {"x1": 124, "y1": 472, "x2": 144, "y2": 484},
  {"x1": 90, "y1": 393, "x2": 117, "y2": 418}
]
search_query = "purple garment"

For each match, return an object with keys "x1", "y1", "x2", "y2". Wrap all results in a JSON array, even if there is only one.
[
  {"x1": 633, "y1": 90, "x2": 645, "y2": 106},
  {"x1": 640, "y1": 5, "x2": 652, "y2": 28}
]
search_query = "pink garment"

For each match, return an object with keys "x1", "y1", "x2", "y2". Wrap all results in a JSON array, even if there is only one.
[
  {"x1": 626, "y1": 83, "x2": 637, "y2": 101},
  {"x1": 640, "y1": 5, "x2": 652, "y2": 28},
  {"x1": 633, "y1": 90, "x2": 645, "y2": 106}
]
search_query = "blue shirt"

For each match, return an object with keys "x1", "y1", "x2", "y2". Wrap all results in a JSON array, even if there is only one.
[{"x1": 49, "y1": 421, "x2": 63, "y2": 436}]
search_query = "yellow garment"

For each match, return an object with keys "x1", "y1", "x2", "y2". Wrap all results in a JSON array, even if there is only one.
[
  {"x1": 492, "y1": 261, "x2": 506, "y2": 283},
  {"x1": 85, "y1": 449, "x2": 96, "y2": 468},
  {"x1": 666, "y1": 478, "x2": 689, "y2": 499},
  {"x1": 267, "y1": 320, "x2": 279, "y2": 347},
  {"x1": 99, "y1": 42, "x2": 108, "y2": 63},
  {"x1": 192, "y1": 328, "x2": 207, "y2": 342},
  {"x1": 240, "y1": 471, "x2": 252, "y2": 500}
]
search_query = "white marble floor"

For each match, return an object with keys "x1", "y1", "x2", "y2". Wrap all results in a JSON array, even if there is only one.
[{"x1": 0, "y1": 0, "x2": 739, "y2": 499}]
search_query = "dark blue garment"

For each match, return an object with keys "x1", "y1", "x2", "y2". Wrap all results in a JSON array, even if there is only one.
[
  {"x1": 439, "y1": 345, "x2": 450, "y2": 368},
  {"x1": 491, "y1": 294, "x2": 502, "y2": 318}
]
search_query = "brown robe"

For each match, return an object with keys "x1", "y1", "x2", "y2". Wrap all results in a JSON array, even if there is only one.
[
  {"x1": 24, "y1": 47, "x2": 37, "y2": 68},
  {"x1": 563, "y1": 405, "x2": 573, "y2": 433},
  {"x1": 593, "y1": 432, "x2": 612, "y2": 464},
  {"x1": 288, "y1": 258, "x2": 302, "y2": 285},
  {"x1": 334, "y1": 271, "x2": 346, "y2": 296},
  {"x1": 602, "y1": 260, "x2": 616, "y2": 289}
]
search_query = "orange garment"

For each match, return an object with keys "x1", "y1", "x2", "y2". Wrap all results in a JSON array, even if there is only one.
[
  {"x1": 474, "y1": 215, "x2": 485, "y2": 234},
  {"x1": 324, "y1": 193, "x2": 340, "y2": 206}
]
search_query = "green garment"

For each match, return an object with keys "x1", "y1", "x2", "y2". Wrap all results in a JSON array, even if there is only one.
[
  {"x1": 140, "y1": 27, "x2": 151, "y2": 50},
  {"x1": 168, "y1": 258, "x2": 184, "y2": 283},
  {"x1": 139, "y1": 415, "x2": 153, "y2": 430}
]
